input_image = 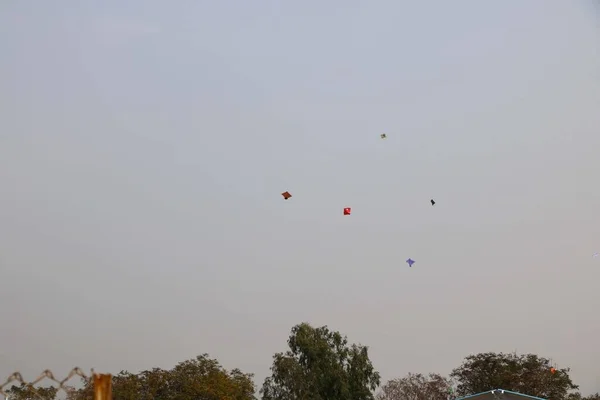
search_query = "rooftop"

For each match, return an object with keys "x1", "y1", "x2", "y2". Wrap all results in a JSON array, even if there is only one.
[{"x1": 456, "y1": 389, "x2": 547, "y2": 400}]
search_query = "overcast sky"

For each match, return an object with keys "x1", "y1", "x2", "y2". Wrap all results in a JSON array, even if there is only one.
[{"x1": 1, "y1": 0, "x2": 599, "y2": 397}]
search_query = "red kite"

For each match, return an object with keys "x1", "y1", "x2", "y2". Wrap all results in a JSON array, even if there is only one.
[
  {"x1": 281, "y1": 191, "x2": 292, "y2": 200},
  {"x1": 343, "y1": 207, "x2": 351, "y2": 215}
]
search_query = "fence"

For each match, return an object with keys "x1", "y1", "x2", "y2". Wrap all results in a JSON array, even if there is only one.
[{"x1": 0, "y1": 369, "x2": 112, "y2": 400}]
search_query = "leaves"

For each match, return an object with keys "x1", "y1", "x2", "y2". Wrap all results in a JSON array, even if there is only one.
[
  {"x1": 376, "y1": 373, "x2": 452, "y2": 400},
  {"x1": 5, "y1": 383, "x2": 58, "y2": 400},
  {"x1": 66, "y1": 354, "x2": 256, "y2": 400},
  {"x1": 450, "y1": 352, "x2": 578, "y2": 399},
  {"x1": 261, "y1": 322, "x2": 381, "y2": 400}
]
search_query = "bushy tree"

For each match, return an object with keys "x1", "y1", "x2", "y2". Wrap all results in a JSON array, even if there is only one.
[
  {"x1": 450, "y1": 352, "x2": 578, "y2": 399},
  {"x1": 377, "y1": 373, "x2": 452, "y2": 400},
  {"x1": 261, "y1": 322, "x2": 381, "y2": 400}
]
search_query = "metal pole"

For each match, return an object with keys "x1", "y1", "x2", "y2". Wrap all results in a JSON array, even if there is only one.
[{"x1": 93, "y1": 373, "x2": 112, "y2": 400}]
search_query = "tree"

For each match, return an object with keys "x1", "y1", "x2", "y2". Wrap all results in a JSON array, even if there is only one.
[
  {"x1": 108, "y1": 370, "x2": 147, "y2": 400},
  {"x1": 450, "y1": 352, "x2": 578, "y2": 399},
  {"x1": 66, "y1": 354, "x2": 256, "y2": 400},
  {"x1": 6, "y1": 383, "x2": 58, "y2": 400},
  {"x1": 377, "y1": 373, "x2": 452, "y2": 400},
  {"x1": 260, "y1": 322, "x2": 381, "y2": 400},
  {"x1": 167, "y1": 354, "x2": 256, "y2": 400},
  {"x1": 65, "y1": 378, "x2": 93, "y2": 400}
]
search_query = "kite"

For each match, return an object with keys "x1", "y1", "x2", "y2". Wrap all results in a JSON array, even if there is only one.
[
  {"x1": 380, "y1": 133, "x2": 387, "y2": 139},
  {"x1": 430, "y1": 199, "x2": 435, "y2": 206},
  {"x1": 593, "y1": 252, "x2": 599, "y2": 258},
  {"x1": 281, "y1": 191, "x2": 292, "y2": 200},
  {"x1": 550, "y1": 367, "x2": 556, "y2": 374},
  {"x1": 406, "y1": 258, "x2": 415, "y2": 267},
  {"x1": 343, "y1": 207, "x2": 351, "y2": 215}
]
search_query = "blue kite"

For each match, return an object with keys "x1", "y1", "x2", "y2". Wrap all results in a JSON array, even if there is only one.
[{"x1": 406, "y1": 258, "x2": 415, "y2": 267}]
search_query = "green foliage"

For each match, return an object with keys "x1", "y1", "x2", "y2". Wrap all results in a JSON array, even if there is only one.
[
  {"x1": 450, "y1": 352, "x2": 578, "y2": 399},
  {"x1": 260, "y1": 322, "x2": 381, "y2": 400},
  {"x1": 376, "y1": 373, "x2": 452, "y2": 400},
  {"x1": 5, "y1": 383, "x2": 58, "y2": 400},
  {"x1": 66, "y1": 354, "x2": 256, "y2": 400},
  {"x1": 167, "y1": 354, "x2": 256, "y2": 400}
]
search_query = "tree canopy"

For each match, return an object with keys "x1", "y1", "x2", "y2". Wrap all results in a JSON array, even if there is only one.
[
  {"x1": 376, "y1": 373, "x2": 452, "y2": 400},
  {"x1": 64, "y1": 354, "x2": 256, "y2": 400},
  {"x1": 5, "y1": 383, "x2": 58, "y2": 400},
  {"x1": 260, "y1": 322, "x2": 381, "y2": 400},
  {"x1": 449, "y1": 352, "x2": 578, "y2": 399}
]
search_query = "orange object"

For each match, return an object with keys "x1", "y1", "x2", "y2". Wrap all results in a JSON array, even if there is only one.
[
  {"x1": 550, "y1": 367, "x2": 556, "y2": 374},
  {"x1": 282, "y1": 191, "x2": 292, "y2": 200},
  {"x1": 93, "y1": 373, "x2": 113, "y2": 400}
]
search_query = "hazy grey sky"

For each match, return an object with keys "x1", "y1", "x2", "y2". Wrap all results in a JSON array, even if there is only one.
[{"x1": 1, "y1": 0, "x2": 599, "y2": 396}]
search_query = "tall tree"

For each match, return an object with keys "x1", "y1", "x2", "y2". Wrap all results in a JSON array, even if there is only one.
[
  {"x1": 261, "y1": 322, "x2": 381, "y2": 400},
  {"x1": 377, "y1": 373, "x2": 453, "y2": 400},
  {"x1": 450, "y1": 352, "x2": 578, "y2": 399}
]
